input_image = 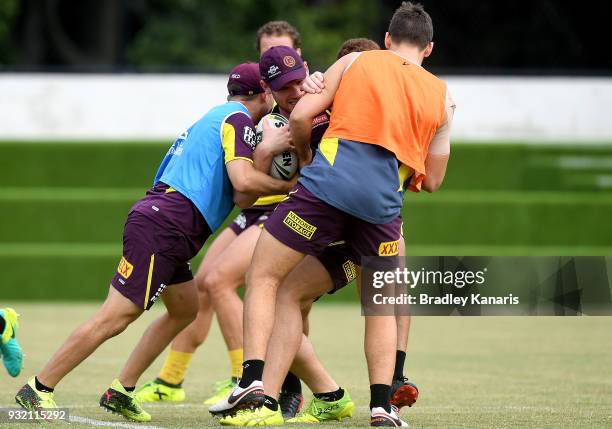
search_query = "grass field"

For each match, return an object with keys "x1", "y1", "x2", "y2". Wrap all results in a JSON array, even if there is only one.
[
  {"x1": 1, "y1": 142, "x2": 611, "y2": 427},
  {"x1": 1, "y1": 303, "x2": 611, "y2": 428}
]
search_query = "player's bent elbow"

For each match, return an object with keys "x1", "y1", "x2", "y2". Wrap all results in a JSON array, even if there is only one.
[
  {"x1": 231, "y1": 175, "x2": 250, "y2": 194},
  {"x1": 232, "y1": 179, "x2": 257, "y2": 197},
  {"x1": 233, "y1": 192, "x2": 255, "y2": 209},
  {"x1": 422, "y1": 176, "x2": 444, "y2": 193}
]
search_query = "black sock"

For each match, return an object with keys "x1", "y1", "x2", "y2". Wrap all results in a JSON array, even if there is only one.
[
  {"x1": 155, "y1": 377, "x2": 183, "y2": 388},
  {"x1": 35, "y1": 377, "x2": 54, "y2": 393},
  {"x1": 314, "y1": 387, "x2": 344, "y2": 402},
  {"x1": 280, "y1": 371, "x2": 302, "y2": 394},
  {"x1": 394, "y1": 350, "x2": 406, "y2": 379},
  {"x1": 123, "y1": 385, "x2": 135, "y2": 392},
  {"x1": 369, "y1": 384, "x2": 391, "y2": 412},
  {"x1": 263, "y1": 395, "x2": 279, "y2": 411},
  {"x1": 0, "y1": 316, "x2": 5, "y2": 336},
  {"x1": 238, "y1": 360, "x2": 264, "y2": 388}
]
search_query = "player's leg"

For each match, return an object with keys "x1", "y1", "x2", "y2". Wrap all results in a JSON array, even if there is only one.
[
  {"x1": 391, "y1": 315, "x2": 418, "y2": 410},
  {"x1": 365, "y1": 316, "x2": 401, "y2": 424},
  {"x1": 116, "y1": 279, "x2": 198, "y2": 388},
  {"x1": 202, "y1": 223, "x2": 308, "y2": 414},
  {"x1": 219, "y1": 254, "x2": 353, "y2": 425},
  {"x1": 203, "y1": 225, "x2": 261, "y2": 362},
  {"x1": 395, "y1": 311, "x2": 410, "y2": 373},
  {"x1": 136, "y1": 227, "x2": 236, "y2": 403},
  {"x1": 356, "y1": 276, "x2": 400, "y2": 392},
  {"x1": 98, "y1": 279, "x2": 197, "y2": 422},
  {"x1": 260, "y1": 256, "x2": 332, "y2": 400},
  {"x1": 288, "y1": 334, "x2": 356, "y2": 423},
  {"x1": 209, "y1": 230, "x2": 306, "y2": 419},
  {"x1": 95, "y1": 205, "x2": 206, "y2": 422},
  {"x1": 42, "y1": 287, "x2": 143, "y2": 387},
  {"x1": 214, "y1": 184, "x2": 341, "y2": 422},
  {"x1": 197, "y1": 224, "x2": 261, "y2": 405},
  {"x1": 347, "y1": 216, "x2": 407, "y2": 426},
  {"x1": 301, "y1": 304, "x2": 311, "y2": 336},
  {"x1": 241, "y1": 186, "x2": 341, "y2": 365},
  {"x1": 390, "y1": 235, "x2": 419, "y2": 410},
  {"x1": 276, "y1": 299, "x2": 313, "y2": 417},
  {"x1": 265, "y1": 244, "x2": 356, "y2": 399},
  {"x1": 290, "y1": 334, "x2": 338, "y2": 397},
  {"x1": 15, "y1": 286, "x2": 143, "y2": 412},
  {"x1": 279, "y1": 254, "x2": 356, "y2": 423},
  {"x1": 244, "y1": 228, "x2": 305, "y2": 366},
  {"x1": 172, "y1": 227, "x2": 237, "y2": 353}
]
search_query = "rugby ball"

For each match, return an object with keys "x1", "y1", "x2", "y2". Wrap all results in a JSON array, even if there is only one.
[{"x1": 255, "y1": 113, "x2": 298, "y2": 180}]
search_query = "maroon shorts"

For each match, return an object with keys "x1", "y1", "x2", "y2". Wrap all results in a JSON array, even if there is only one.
[
  {"x1": 111, "y1": 185, "x2": 211, "y2": 310},
  {"x1": 317, "y1": 242, "x2": 358, "y2": 293},
  {"x1": 265, "y1": 183, "x2": 402, "y2": 272},
  {"x1": 314, "y1": 220, "x2": 404, "y2": 295},
  {"x1": 229, "y1": 204, "x2": 276, "y2": 235}
]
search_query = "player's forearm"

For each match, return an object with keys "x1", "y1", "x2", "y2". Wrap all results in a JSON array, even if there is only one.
[
  {"x1": 237, "y1": 168, "x2": 293, "y2": 196},
  {"x1": 289, "y1": 114, "x2": 313, "y2": 166},
  {"x1": 252, "y1": 144, "x2": 274, "y2": 173},
  {"x1": 422, "y1": 153, "x2": 450, "y2": 192},
  {"x1": 233, "y1": 171, "x2": 291, "y2": 209}
]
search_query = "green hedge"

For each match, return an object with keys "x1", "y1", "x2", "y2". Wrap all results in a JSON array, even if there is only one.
[
  {"x1": 1, "y1": 141, "x2": 611, "y2": 301},
  {"x1": 3, "y1": 141, "x2": 612, "y2": 191},
  {"x1": 3, "y1": 191, "x2": 612, "y2": 246}
]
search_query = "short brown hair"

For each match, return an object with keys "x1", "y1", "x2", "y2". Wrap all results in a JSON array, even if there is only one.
[
  {"x1": 388, "y1": 2, "x2": 433, "y2": 49},
  {"x1": 256, "y1": 21, "x2": 302, "y2": 52},
  {"x1": 336, "y1": 38, "x2": 380, "y2": 59}
]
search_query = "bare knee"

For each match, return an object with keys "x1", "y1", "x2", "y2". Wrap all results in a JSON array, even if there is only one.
[
  {"x1": 195, "y1": 270, "x2": 208, "y2": 294},
  {"x1": 276, "y1": 284, "x2": 303, "y2": 307},
  {"x1": 203, "y1": 269, "x2": 241, "y2": 302},
  {"x1": 195, "y1": 281, "x2": 212, "y2": 312}
]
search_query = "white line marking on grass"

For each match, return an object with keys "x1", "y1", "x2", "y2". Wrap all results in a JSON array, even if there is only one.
[
  {"x1": 142, "y1": 403, "x2": 204, "y2": 409},
  {"x1": 64, "y1": 403, "x2": 206, "y2": 409},
  {"x1": 70, "y1": 415, "x2": 167, "y2": 429}
]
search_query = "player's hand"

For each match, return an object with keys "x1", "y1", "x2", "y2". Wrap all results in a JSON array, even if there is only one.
[
  {"x1": 301, "y1": 71, "x2": 325, "y2": 94},
  {"x1": 260, "y1": 118, "x2": 293, "y2": 155}
]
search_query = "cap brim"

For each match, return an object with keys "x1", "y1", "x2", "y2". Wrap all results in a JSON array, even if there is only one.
[{"x1": 269, "y1": 68, "x2": 307, "y2": 91}]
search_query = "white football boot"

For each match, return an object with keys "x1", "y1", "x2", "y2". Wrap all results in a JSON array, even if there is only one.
[{"x1": 209, "y1": 380, "x2": 265, "y2": 417}]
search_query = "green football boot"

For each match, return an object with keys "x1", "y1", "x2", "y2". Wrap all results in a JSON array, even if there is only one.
[
  {"x1": 99, "y1": 379, "x2": 151, "y2": 422},
  {"x1": 15, "y1": 377, "x2": 58, "y2": 414},
  {"x1": 204, "y1": 377, "x2": 237, "y2": 405},
  {"x1": 135, "y1": 378, "x2": 186, "y2": 403},
  {"x1": 287, "y1": 390, "x2": 355, "y2": 423},
  {"x1": 1, "y1": 308, "x2": 24, "y2": 377},
  {"x1": 220, "y1": 406, "x2": 284, "y2": 426}
]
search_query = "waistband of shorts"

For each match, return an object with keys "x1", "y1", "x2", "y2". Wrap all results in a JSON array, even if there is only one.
[{"x1": 243, "y1": 203, "x2": 278, "y2": 213}]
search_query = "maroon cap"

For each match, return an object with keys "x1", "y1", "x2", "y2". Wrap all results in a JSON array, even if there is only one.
[
  {"x1": 227, "y1": 62, "x2": 264, "y2": 96},
  {"x1": 259, "y1": 46, "x2": 306, "y2": 91}
]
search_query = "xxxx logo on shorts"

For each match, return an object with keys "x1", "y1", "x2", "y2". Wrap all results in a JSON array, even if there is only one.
[
  {"x1": 283, "y1": 211, "x2": 317, "y2": 240},
  {"x1": 117, "y1": 256, "x2": 134, "y2": 279},
  {"x1": 342, "y1": 260, "x2": 357, "y2": 282},
  {"x1": 378, "y1": 240, "x2": 399, "y2": 256}
]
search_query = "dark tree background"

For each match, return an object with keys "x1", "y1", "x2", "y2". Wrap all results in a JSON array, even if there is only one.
[{"x1": 1, "y1": 0, "x2": 610, "y2": 74}]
